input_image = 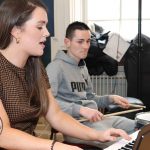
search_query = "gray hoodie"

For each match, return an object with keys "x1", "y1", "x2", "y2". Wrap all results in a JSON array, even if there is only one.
[{"x1": 46, "y1": 50, "x2": 113, "y2": 118}]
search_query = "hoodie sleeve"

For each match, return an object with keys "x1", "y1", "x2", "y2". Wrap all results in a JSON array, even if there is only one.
[
  {"x1": 88, "y1": 94, "x2": 114, "y2": 109},
  {"x1": 46, "y1": 62, "x2": 82, "y2": 118},
  {"x1": 46, "y1": 62, "x2": 61, "y2": 97},
  {"x1": 57, "y1": 99, "x2": 82, "y2": 118},
  {"x1": 84, "y1": 67, "x2": 114, "y2": 109}
]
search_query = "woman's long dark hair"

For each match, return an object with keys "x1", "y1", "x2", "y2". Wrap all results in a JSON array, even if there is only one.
[{"x1": 0, "y1": 0, "x2": 49, "y2": 116}]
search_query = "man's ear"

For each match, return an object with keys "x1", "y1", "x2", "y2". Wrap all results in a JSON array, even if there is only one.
[{"x1": 64, "y1": 38, "x2": 71, "y2": 48}]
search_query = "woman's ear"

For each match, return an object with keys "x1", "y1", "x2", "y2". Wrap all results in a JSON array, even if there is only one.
[
  {"x1": 11, "y1": 26, "x2": 21, "y2": 39},
  {"x1": 11, "y1": 26, "x2": 22, "y2": 44}
]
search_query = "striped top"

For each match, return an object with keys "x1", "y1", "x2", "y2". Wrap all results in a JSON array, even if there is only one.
[{"x1": 0, "y1": 52, "x2": 50, "y2": 134}]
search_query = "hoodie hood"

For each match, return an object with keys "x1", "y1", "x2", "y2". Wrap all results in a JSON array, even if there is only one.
[{"x1": 54, "y1": 50, "x2": 85, "y2": 66}]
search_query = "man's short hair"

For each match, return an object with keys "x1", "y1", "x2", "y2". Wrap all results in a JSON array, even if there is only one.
[{"x1": 65, "y1": 21, "x2": 90, "y2": 39}]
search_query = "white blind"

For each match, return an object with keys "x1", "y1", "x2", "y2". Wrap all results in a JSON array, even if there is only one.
[{"x1": 86, "y1": 0, "x2": 150, "y2": 40}]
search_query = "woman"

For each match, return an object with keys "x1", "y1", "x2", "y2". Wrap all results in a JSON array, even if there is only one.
[{"x1": 0, "y1": 0, "x2": 130, "y2": 149}]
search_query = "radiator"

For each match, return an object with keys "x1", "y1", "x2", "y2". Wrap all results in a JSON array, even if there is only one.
[{"x1": 90, "y1": 73, "x2": 127, "y2": 97}]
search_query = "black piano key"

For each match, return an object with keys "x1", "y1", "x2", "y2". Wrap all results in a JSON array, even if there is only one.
[
  {"x1": 128, "y1": 142, "x2": 134, "y2": 146},
  {"x1": 126, "y1": 140, "x2": 135, "y2": 146},
  {"x1": 125, "y1": 144, "x2": 133, "y2": 149},
  {"x1": 131, "y1": 140, "x2": 135, "y2": 143},
  {"x1": 119, "y1": 147, "x2": 127, "y2": 150},
  {"x1": 120, "y1": 147, "x2": 132, "y2": 150},
  {"x1": 119, "y1": 140, "x2": 135, "y2": 150}
]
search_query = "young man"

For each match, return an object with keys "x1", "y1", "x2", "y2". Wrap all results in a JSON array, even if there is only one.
[{"x1": 46, "y1": 21, "x2": 136, "y2": 148}]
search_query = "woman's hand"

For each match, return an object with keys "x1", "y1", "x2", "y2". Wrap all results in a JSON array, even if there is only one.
[
  {"x1": 97, "y1": 128, "x2": 131, "y2": 142},
  {"x1": 80, "y1": 106, "x2": 104, "y2": 122},
  {"x1": 110, "y1": 95, "x2": 130, "y2": 109}
]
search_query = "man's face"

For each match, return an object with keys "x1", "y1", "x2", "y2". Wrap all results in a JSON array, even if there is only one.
[{"x1": 65, "y1": 29, "x2": 91, "y2": 62}]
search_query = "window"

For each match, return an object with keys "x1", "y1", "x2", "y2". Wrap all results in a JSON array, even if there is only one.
[{"x1": 86, "y1": 0, "x2": 150, "y2": 40}]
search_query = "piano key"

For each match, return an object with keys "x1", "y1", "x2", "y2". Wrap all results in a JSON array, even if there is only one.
[
  {"x1": 124, "y1": 144, "x2": 133, "y2": 149},
  {"x1": 128, "y1": 142, "x2": 134, "y2": 146},
  {"x1": 120, "y1": 147, "x2": 131, "y2": 150},
  {"x1": 104, "y1": 130, "x2": 139, "y2": 150}
]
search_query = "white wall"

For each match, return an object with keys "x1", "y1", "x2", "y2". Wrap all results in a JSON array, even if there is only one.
[
  {"x1": 50, "y1": 0, "x2": 70, "y2": 60},
  {"x1": 51, "y1": 0, "x2": 85, "y2": 60}
]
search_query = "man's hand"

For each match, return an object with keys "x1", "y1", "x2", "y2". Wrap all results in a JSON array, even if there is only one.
[
  {"x1": 110, "y1": 95, "x2": 130, "y2": 109},
  {"x1": 80, "y1": 106, "x2": 104, "y2": 122},
  {"x1": 97, "y1": 128, "x2": 131, "y2": 142}
]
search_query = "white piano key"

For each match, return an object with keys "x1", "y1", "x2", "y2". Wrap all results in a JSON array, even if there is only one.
[{"x1": 104, "y1": 130, "x2": 139, "y2": 150}]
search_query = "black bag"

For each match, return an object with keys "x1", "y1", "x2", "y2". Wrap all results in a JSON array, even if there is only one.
[
  {"x1": 124, "y1": 34, "x2": 150, "y2": 109},
  {"x1": 85, "y1": 24, "x2": 118, "y2": 76}
]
